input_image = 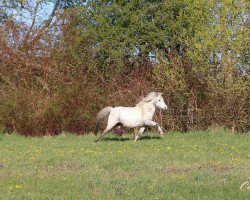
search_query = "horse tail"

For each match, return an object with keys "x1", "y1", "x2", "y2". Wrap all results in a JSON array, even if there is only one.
[{"x1": 94, "y1": 106, "x2": 113, "y2": 135}]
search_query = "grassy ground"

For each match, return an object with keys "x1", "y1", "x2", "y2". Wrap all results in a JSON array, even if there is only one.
[{"x1": 0, "y1": 129, "x2": 249, "y2": 200}]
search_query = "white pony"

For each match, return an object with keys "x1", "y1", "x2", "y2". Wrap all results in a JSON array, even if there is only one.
[{"x1": 94, "y1": 92, "x2": 168, "y2": 142}]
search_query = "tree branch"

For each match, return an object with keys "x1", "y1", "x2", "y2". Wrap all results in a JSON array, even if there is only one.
[
  {"x1": 22, "y1": 0, "x2": 60, "y2": 48},
  {"x1": 22, "y1": 0, "x2": 40, "y2": 45}
]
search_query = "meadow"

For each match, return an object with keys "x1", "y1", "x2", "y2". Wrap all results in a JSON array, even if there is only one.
[{"x1": 0, "y1": 129, "x2": 249, "y2": 200}]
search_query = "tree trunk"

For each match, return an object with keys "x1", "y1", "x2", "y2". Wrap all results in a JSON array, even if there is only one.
[{"x1": 221, "y1": 1, "x2": 233, "y2": 86}]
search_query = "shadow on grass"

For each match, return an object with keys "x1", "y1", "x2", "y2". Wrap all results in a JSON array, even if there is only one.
[
  {"x1": 101, "y1": 137, "x2": 131, "y2": 142},
  {"x1": 139, "y1": 135, "x2": 162, "y2": 140},
  {"x1": 96, "y1": 135, "x2": 162, "y2": 142}
]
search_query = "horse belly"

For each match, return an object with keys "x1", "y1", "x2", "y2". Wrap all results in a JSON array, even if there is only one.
[{"x1": 118, "y1": 108, "x2": 142, "y2": 128}]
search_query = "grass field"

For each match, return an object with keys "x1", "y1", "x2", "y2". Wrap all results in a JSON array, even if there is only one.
[{"x1": 0, "y1": 129, "x2": 249, "y2": 200}]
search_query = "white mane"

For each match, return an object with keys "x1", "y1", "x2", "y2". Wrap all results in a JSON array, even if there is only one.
[{"x1": 137, "y1": 92, "x2": 158, "y2": 106}]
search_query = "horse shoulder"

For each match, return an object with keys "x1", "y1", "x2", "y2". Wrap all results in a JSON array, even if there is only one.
[{"x1": 138, "y1": 104, "x2": 156, "y2": 121}]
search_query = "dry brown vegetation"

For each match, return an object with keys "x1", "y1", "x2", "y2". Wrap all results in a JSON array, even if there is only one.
[{"x1": 0, "y1": 2, "x2": 249, "y2": 136}]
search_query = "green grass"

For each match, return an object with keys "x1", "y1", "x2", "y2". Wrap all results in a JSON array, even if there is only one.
[{"x1": 0, "y1": 130, "x2": 249, "y2": 200}]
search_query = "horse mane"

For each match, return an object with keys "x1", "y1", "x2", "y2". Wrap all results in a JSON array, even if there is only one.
[{"x1": 136, "y1": 92, "x2": 158, "y2": 106}]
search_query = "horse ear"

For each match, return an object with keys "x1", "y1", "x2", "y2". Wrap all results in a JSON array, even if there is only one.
[{"x1": 157, "y1": 92, "x2": 163, "y2": 96}]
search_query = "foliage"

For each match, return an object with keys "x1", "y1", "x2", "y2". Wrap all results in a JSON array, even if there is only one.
[{"x1": 0, "y1": 0, "x2": 249, "y2": 135}]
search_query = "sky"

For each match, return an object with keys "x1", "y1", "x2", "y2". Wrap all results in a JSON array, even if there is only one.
[{"x1": 2, "y1": 0, "x2": 54, "y2": 27}]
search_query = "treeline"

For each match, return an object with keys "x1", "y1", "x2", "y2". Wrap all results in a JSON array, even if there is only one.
[{"x1": 0, "y1": 0, "x2": 249, "y2": 135}]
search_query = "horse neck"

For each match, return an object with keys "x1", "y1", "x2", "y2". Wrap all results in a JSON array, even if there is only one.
[{"x1": 137, "y1": 102, "x2": 156, "y2": 118}]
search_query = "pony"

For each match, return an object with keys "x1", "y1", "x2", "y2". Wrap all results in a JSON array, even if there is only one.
[{"x1": 94, "y1": 92, "x2": 168, "y2": 142}]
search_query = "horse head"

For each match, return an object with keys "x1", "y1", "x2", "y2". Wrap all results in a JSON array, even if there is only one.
[
  {"x1": 139, "y1": 92, "x2": 167, "y2": 110},
  {"x1": 153, "y1": 92, "x2": 168, "y2": 110}
]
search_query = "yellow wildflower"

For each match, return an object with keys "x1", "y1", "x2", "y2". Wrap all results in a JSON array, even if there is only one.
[{"x1": 15, "y1": 185, "x2": 22, "y2": 189}]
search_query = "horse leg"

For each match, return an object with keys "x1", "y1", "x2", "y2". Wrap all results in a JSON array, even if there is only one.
[
  {"x1": 95, "y1": 119, "x2": 118, "y2": 142},
  {"x1": 116, "y1": 125, "x2": 125, "y2": 138},
  {"x1": 134, "y1": 127, "x2": 145, "y2": 142},
  {"x1": 133, "y1": 127, "x2": 139, "y2": 140},
  {"x1": 143, "y1": 120, "x2": 164, "y2": 136},
  {"x1": 95, "y1": 127, "x2": 111, "y2": 142}
]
